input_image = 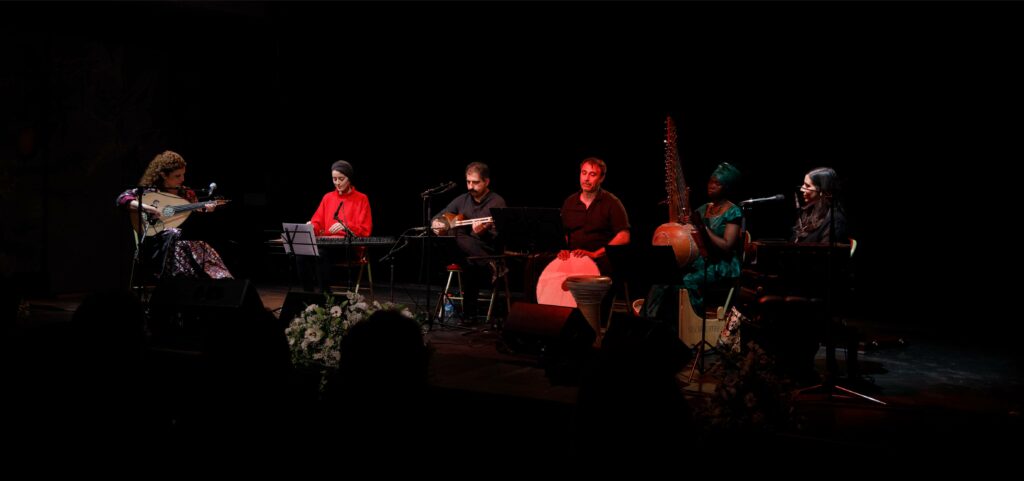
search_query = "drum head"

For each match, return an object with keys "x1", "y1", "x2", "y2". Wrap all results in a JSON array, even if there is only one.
[{"x1": 536, "y1": 256, "x2": 600, "y2": 307}]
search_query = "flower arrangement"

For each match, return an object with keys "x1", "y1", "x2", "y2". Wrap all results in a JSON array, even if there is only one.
[{"x1": 284, "y1": 291, "x2": 415, "y2": 370}]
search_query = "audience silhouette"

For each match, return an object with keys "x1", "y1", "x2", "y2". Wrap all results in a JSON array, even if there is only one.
[
  {"x1": 573, "y1": 317, "x2": 693, "y2": 472},
  {"x1": 323, "y1": 309, "x2": 433, "y2": 464}
]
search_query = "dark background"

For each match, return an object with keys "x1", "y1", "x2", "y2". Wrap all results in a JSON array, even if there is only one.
[{"x1": 1, "y1": 1, "x2": 1018, "y2": 331}]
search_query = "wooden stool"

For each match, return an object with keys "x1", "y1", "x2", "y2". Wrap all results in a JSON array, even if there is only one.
[{"x1": 435, "y1": 263, "x2": 465, "y2": 320}]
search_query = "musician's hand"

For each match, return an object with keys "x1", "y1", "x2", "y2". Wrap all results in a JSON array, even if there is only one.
[
  {"x1": 571, "y1": 249, "x2": 595, "y2": 259},
  {"x1": 144, "y1": 206, "x2": 162, "y2": 218},
  {"x1": 557, "y1": 250, "x2": 570, "y2": 261},
  {"x1": 203, "y1": 202, "x2": 217, "y2": 213},
  {"x1": 431, "y1": 219, "x2": 446, "y2": 230},
  {"x1": 329, "y1": 222, "x2": 345, "y2": 234},
  {"x1": 682, "y1": 213, "x2": 691, "y2": 224},
  {"x1": 471, "y1": 221, "x2": 492, "y2": 235}
]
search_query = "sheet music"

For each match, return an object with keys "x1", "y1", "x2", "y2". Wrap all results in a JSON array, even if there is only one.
[{"x1": 281, "y1": 223, "x2": 319, "y2": 256}]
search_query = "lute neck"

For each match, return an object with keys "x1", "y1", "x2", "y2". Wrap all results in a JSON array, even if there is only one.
[
  {"x1": 170, "y1": 202, "x2": 208, "y2": 214},
  {"x1": 452, "y1": 216, "x2": 492, "y2": 227}
]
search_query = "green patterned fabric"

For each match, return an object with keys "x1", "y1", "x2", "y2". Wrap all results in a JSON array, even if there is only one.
[
  {"x1": 683, "y1": 203, "x2": 743, "y2": 308},
  {"x1": 644, "y1": 202, "x2": 743, "y2": 319}
]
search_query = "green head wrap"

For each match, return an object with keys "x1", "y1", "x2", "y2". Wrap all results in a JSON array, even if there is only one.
[{"x1": 712, "y1": 162, "x2": 741, "y2": 191}]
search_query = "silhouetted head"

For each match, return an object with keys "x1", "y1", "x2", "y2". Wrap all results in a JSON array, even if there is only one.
[{"x1": 338, "y1": 309, "x2": 429, "y2": 390}]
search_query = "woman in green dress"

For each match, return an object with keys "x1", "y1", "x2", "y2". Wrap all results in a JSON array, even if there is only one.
[
  {"x1": 681, "y1": 162, "x2": 744, "y2": 309},
  {"x1": 645, "y1": 162, "x2": 744, "y2": 319}
]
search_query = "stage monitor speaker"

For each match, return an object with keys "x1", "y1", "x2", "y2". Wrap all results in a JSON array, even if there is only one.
[
  {"x1": 148, "y1": 278, "x2": 268, "y2": 351},
  {"x1": 502, "y1": 302, "x2": 594, "y2": 354},
  {"x1": 504, "y1": 302, "x2": 574, "y2": 339},
  {"x1": 150, "y1": 278, "x2": 258, "y2": 310}
]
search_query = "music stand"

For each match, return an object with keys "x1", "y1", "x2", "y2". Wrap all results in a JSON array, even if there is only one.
[
  {"x1": 281, "y1": 223, "x2": 318, "y2": 257},
  {"x1": 793, "y1": 202, "x2": 885, "y2": 405},
  {"x1": 610, "y1": 244, "x2": 715, "y2": 378},
  {"x1": 489, "y1": 207, "x2": 565, "y2": 255},
  {"x1": 281, "y1": 223, "x2": 320, "y2": 292},
  {"x1": 604, "y1": 244, "x2": 683, "y2": 348},
  {"x1": 605, "y1": 244, "x2": 681, "y2": 312},
  {"x1": 491, "y1": 207, "x2": 565, "y2": 309}
]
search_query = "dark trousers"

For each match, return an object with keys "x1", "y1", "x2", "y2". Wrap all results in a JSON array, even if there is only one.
[
  {"x1": 455, "y1": 234, "x2": 498, "y2": 318},
  {"x1": 459, "y1": 263, "x2": 491, "y2": 318}
]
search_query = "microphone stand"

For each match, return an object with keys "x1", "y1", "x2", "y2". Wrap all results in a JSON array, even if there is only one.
[
  {"x1": 380, "y1": 228, "x2": 418, "y2": 304},
  {"x1": 126, "y1": 185, "x2": 151, "y2": 337},
  {"x1": 421, "y1": 192, "x2": 436, "y2": 330},
  {"x1": 417, "y1": 182, "x2": 456, "y2": 330},
  {"x1": 825, "y1": 200, "x2": 837, "y2": 384},
  {"x1": 795, "y1": 197, "x2": 885, "y2": 405},
  {"x1": 335, "y1": 211, "x2": 357, "y2": 295},
  {"x1": 129, "y1": 185, "x2": 150, "y2": 295}
]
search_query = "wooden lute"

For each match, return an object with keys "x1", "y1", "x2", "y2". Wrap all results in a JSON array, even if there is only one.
[
  {"x1": 432, "y1": 212, "x2": 493, "y2": 235},
  {"x1": 130, "y1": 191, "x2": 230, "y2": 236}
]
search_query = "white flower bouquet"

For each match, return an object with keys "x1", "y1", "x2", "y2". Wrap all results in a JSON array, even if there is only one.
[{"x1": 284, "y1": 291, "x2": 415, "y2": 370}]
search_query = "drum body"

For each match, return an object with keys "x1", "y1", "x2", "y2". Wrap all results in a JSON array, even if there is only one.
[
  {"x1": 564, "y1": 275, "x2": 612, "y2": 338},
  {"x1": 536, "y1": 256, "x2": 600, "y2": 308}
]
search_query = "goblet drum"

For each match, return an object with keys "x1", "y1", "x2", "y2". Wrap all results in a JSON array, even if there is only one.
[{"x1": 564, "y1": 275, "x2": 612, "y2": 342}]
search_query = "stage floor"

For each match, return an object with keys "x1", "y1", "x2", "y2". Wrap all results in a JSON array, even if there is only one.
[{"x1": 9, "y1": 280, "x2": 1023, "y2": 468}]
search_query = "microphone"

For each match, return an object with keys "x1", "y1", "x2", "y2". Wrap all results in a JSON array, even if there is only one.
[
  {"x1": 333, "y1": 201, "x2": 344, "y2": 222},
  {"x1": 197, "y1": 182, "x2": 218, "y2": 195},
  {"x1": 740, "y1": 194, "x2": 785, "y2": 206},
  {"x1": 338, "y1": 221, "x2": 355, "y2": 237},
  {"x1": 333, "y1": 201, "x2": 356, "y2": 237},
  {"x1": 421, "y1": 181, "x2": 457, "y2": 197}
]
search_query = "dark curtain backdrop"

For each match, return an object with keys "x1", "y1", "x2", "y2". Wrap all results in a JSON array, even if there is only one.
[{"x1": 1, "y1": 2, "x2": 1017, "y2": 330}]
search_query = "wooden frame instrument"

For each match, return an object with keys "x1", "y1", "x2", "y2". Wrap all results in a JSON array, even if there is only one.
[{"x1": 653, "y1": 115, "x2": 708, "y2": 267}]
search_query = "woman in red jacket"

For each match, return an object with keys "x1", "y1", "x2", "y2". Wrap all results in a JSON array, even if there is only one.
[
  {"x1": 299, "y1": 160, "x2": 373, "y2": 293},
  {"x1": 308, "y1": 160, "x2": 373, "y2": 238}
]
